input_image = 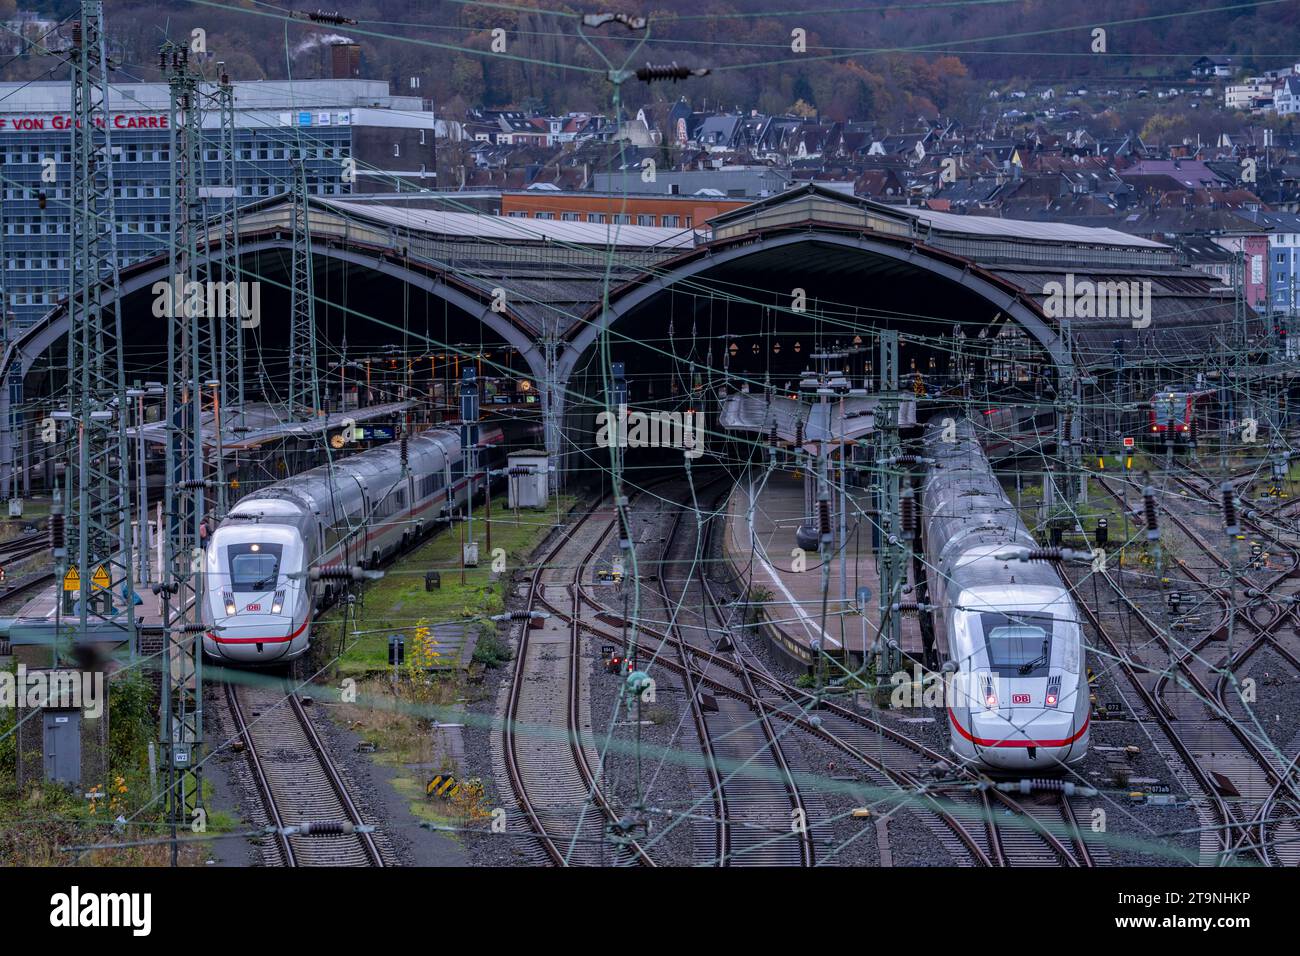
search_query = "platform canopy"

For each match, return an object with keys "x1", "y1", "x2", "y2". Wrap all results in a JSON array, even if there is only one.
[
  {"x1": 718, "y1": 391, "x2": 917, "y2": 448},
  {"x1": 129, "y1": 400, "x2": 416, "y2": 453}
]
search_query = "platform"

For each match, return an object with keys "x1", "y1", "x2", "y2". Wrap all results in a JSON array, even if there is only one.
[
  {"x1": 722, "y1": 468, "x2": 928, "y2": 668},
  {"x1": 5, "y1": 575, "x2": 169, "y2": 663}
]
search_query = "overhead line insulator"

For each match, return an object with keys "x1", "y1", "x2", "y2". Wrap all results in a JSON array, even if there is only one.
[
  {"x1": 49, "y1": 510, "x2": 66, "y2": 554},
  {"x1": 817, "y1": 495, "x2": 832, "y2": 543},
  {"x1": 900, "y1": 490, "x2": 916, "y2": 539},
  {"x1": 1221, "y1": 483, "x2": 1239, "y2": 535},
  {"x1": 635, "y1": 63, "x2": 711, "y2": 83},
  {"x1": 310, "y1": 565, "x2": 377, "y2": 582},
  {"x1": 1141, "y1": 473, "x2": 1159, "y2": 541},
  {"x1": 291, "y1": 9, "x2": 359, "y2": 26}
]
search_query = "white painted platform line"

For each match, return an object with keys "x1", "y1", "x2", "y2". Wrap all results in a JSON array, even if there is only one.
[{"x1": 739, "y1": 487, "x2": 843, "y2": 651}]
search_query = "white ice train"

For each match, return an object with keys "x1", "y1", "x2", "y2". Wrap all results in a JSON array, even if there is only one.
[
  {"x1": 202, "y1": 423, "x2": 528, "y2": 666},
  {"x1": 922, "y1": 417, "x2": 1089, "y2": 772}
]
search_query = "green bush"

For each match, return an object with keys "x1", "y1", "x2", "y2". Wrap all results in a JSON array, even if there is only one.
[
  {"x1": 0, "y1": 662, "x2": 15, "y2": 777},
  {"x1": 472, "y1": 630, "x2": 513, "y2": 668},
  {"x1": 108, "y1": 670, "x2": 153, "y2": 771}
]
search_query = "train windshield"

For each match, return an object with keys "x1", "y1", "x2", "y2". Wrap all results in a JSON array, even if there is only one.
[
  {"x1": 1153, "y1": 394, "x2": 1182, "y2": 424},
  {"x1": 227, "y1": 543, "x2": 284, "y2": 591},
  {"x1": 980, "y1": 613, "x2": 1052, "y2": 678}
]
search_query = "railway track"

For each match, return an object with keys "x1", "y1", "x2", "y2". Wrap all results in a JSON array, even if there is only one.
[
  {"x1": 693, "y1": 483, "x2": 1095, "y2": 867},
  {"x1": 1163, "y1": 468, "x2": 1300, "y2": 866},
  {"x1": 224, "y1": 678, "x2": 384, "y2": 866},
  {"x1": 501, "y1": 496, "x2": 655, "y2": 866},
  {"x1": 0, "y1": 570, "x2": 56, "y2": 605},
  {"x1": 620, "y1": 483, "x2": 730, "y2": 864},
  {"x1": 549, "y1": 477, "x2": 1097, "y2": 867},
  {"x1": 0, "y1": 534, "x2": 50, "y2": 567},
  {"x1": 645, "y1": 479, "x2": 817, "y2": 866},
  {"x1": 1091, "y1": 470, "x2": 1300, "y2": 865}
]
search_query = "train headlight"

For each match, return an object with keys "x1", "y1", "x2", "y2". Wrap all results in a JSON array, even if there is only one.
[
  {"x1": 223, "y1": 591, "x2": 237, "y2": 616},
  {"x1": 984, "y1": 694, "x2": 998, "y2": 709},
  {"x1": 271, "y1": 590, "x2": 285, "y2": 615},
  {"x1": 1046, "y1": 676, "x2": 1062, "y2": 708}
]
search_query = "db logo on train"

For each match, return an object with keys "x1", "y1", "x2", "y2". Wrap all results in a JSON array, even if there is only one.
[
  {"x1": 1012, "y1": 693, "x2": 1032, "y2": 704},
  {"x1": 246, "y1": 603, "x2": 261, "y2": 612}
]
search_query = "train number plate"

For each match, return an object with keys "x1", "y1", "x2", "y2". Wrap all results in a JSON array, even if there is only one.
[{"x1": 1011, "y1": 693, "x2": 1031, "y2": 704}]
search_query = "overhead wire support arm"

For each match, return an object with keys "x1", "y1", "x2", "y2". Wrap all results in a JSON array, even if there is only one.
[{"x1": 574, "y1": 11, "x2": 711, "y2": 828}]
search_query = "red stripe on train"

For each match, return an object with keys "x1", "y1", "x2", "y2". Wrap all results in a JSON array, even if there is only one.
[{"x1": 948, "y1": 709, "x2": 1089, "y2": 748}]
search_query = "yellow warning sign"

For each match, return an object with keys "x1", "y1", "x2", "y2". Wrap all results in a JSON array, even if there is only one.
[
  {"x1": 426, "y1": 774, "x2": 459, "y2": 799},
  {"x1": 63, "y1": 567, "x2": 80, "y2": 591},
  {"x1": 91, "y1": 565, "x2": 110, "y2": 589}
]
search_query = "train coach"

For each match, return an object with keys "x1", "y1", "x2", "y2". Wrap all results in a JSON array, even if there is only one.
[
  {"x1": 1148, "y1": 387, "x2": 1218, "y2": 441},
  {"x1": 202, "y1": 421, "x2": 539, "y2": 666},
  {"x1": 921, "y1": 417, "x2": 1089, "y2": 772}
]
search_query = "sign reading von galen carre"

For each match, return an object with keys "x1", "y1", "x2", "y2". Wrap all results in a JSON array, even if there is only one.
[{"x1": 0, "y1": 113, "x2": 171, "y2": 132}]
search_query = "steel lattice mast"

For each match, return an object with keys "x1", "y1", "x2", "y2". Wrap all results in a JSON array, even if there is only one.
[
  {"x1": 215, "y1": 64, "x2": 245, "y2": 431},
  {"x1": 160, "y1": 40, "x2": 208, "y2": 856},
  {"x1": 874, "y1": 330, "x2": 902, "y2": 677},
  {"x1": 65, "y1": 2, "x2": 135, "y2": 650},
  {"x1": 287, "y1": 161, "x2": 320, "y2": 418},
  {"x1": 0, "y1": 157, "x2": 10, "y2": 502}
]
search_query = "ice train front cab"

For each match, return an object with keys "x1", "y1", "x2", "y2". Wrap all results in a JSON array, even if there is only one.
[
  {"x1": 202, "y1": 499, "x2": 314, "y2": 666},
  {"x1": 945, "y1": 585, "x2": 1090, "y2": 772}
]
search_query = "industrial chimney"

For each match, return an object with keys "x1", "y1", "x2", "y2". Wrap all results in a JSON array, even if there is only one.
[{"x1": 329, "y1": 41, "x2": 360, "y2": 79}]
